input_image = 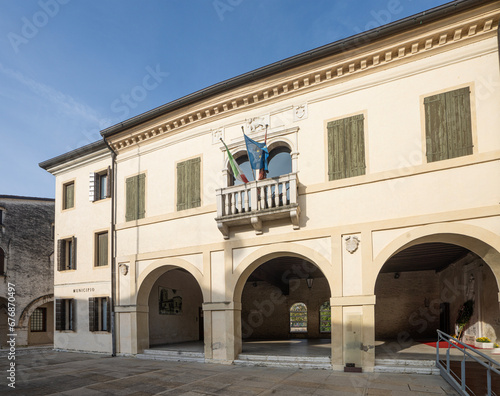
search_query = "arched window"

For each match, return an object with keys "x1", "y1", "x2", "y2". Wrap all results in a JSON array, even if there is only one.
[
  {"x1": 290, "y1": 302, "x2": 307, "y2": 333},
  {"x1": 0, "y1": 248, "x2": 5, "y2": 275},
  {"x1": 267, "y1": 146, "x2": 292, "y2": 178},
  {"x1": 228, "y1": 144, "x2": 292, "y2": 186},
  {"x1": 320, "y1": 301, "x2": 331, "y2": 333}
]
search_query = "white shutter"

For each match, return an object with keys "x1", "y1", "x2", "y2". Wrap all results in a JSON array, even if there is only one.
[{"x1": 89, "y1": 172, "x2": 96, "y2": 201}]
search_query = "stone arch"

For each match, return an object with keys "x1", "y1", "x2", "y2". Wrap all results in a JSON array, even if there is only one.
[
  {"x1": 136, "y1": 258, "x2": 207, "y2": 307},
  {"x1": 18, "y1": 294, "x2": 54, "y2": 328},
  {"x1": 371, "y1": 223, "x2": 500, "y2": 295},
  {"x1": 230, "y1": 242, "x2": 334, "y2": 303}
]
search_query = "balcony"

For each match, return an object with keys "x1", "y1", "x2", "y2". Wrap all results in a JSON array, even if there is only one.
[{"x1": 215, "y1": 173, "x2": 300, "y2": 239}]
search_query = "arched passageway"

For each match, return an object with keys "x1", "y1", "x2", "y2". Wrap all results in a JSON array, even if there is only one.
[
  {"x1": 134, "y1": 263, "x2": 205, "y2": 355},
  {"x1": 147, "y1": 268, "x2": 204, "y2": 347},
  {"x1": 239, "y1": 256, "x2": 332, "y2": 358},
  {"x1": 375, "y1": 240, "x2": 500, "y2": 360}
]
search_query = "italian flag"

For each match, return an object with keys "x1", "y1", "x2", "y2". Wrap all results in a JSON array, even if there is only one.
[{"x1": 221, "y1": 138, "x2": 249, "y2": 183}]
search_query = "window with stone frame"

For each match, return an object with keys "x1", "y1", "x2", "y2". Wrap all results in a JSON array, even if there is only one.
[
  {"x1": 424, "y1": 86, "x2": 473, "y2": 162},
  {"x1": 57, "y1": 237, "x2": 77, "y2": 271},
  {"x1": 63, "y1": 181, "x2": 75, "y2": 209},
  {"x1": 90, "y1": 167, "x2": 111, "y2": 202},
  {"x1": 177, "y1": 157, "x2": 201, "y2": 211},
  {"x1": 30, "y1": 307, "x2": 47, "y2": 332},
  {"x1": 55, "y1": 298, "x2": 75, "y2": 331},
  {"x1": 89, "y1": 297, "x2": 110, "y2": 332},
  {"x1": 327, "y1": 114, "x2": 366, "y2": 181},
  {"x1": 290, "y1": 302, "x2": 307, "y2": 333},
  {"x1": 125, "y1": 174, "x2": 146, "y2": 221},
  {"x1": 95, "y1": 231, "x2": 108, "y2": 267}
]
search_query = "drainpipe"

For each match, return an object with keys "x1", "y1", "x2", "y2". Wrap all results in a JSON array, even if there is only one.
[{"x1": 103, "y1": 138, "x2": 117, "y2": 357}]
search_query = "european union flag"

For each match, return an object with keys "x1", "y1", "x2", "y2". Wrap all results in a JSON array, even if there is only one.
[{"x1": 244, "y1": 133, "x2": 269, "y2": 174}]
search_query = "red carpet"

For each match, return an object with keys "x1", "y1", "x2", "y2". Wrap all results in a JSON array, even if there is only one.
[{"x1": 418, "y1": 340, "x2": 476, "y2": 349}]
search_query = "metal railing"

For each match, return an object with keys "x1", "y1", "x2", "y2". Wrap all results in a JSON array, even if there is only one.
[{"x1": 437, "y1": 330, "x2": 500, "y2": 396}]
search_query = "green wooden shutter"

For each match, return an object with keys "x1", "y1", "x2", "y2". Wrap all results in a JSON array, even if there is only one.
[
  {"x1": 57, "y1": 239, "x2": 65, "y2": 271},
  {"x1": 425, "y1": 92, "x2": 448, "y2": 162},
  {"x1": 98, "y1": 232, "x2": 108, "y2": 267},
  {"x1": 327, "y1": 120, "x2": 345, "y2": 180},
  {"x1": 70, "y1": 299, "x2": 75, "y2": 331},
  {"x1": 346, "y1": 114, "x2": 366, "y2": 178},
  {"x1": 55, "y1": 299, "x2": 63, "y2": 330},
  {"x1": 126, "y1": 175, "x2": 145, "y2": 221},
  {"x1": 137, "y1": 174, "x2": 146, "y2": 219},
  {"x1": 445, "y1": 87, "x2": 473, "y2": 159},
  {"x1": 89, "y1": 297, "x2": 96, "y2": 332},
  {"x1": 71, "y1": 237, "x2": 77, "y2": 270},
  {"x1": 177, "y1": 161, "x2": 187, "y2": 211},
  {"x1": 105, "y1": 297, "x2": 111, "y2": 332},
  {"x1": 126, "y1": 176, "x2": 137, "y2": 221},
  {"x1": 188, "y1": 158, "x2": 201, "y2": 209}
]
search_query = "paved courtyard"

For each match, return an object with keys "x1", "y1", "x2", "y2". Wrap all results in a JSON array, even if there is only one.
[{"x1": 2, "y1": 349, "x2": 458, "y2": 395}]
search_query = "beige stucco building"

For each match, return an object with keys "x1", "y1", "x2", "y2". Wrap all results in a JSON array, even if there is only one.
[{"x1": 40, "y1": 0, "x2": 500, "y2": 372}]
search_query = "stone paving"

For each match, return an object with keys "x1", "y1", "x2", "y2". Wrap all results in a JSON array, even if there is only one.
[{"x1": 2, "y1": 349, "x2": 458, "y2": 395}]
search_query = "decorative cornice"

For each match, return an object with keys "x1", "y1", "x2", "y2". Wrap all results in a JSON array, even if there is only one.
[{"x1": 107, "y1": 8, "x2": 499, "y2": 153}]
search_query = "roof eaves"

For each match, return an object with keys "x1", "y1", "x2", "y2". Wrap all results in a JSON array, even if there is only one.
[{"x1": 100, "y1": 0, "x2": 492, "y2": 139}]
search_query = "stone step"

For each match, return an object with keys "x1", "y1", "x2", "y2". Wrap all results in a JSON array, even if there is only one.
[
  {"x1": 137, "y1": 349, "x2": 205, "y2": 363},
  {"x1": 235, "y1": 354, "x2": 332, "y2": 370},
  {"x1": 375, "y1": 358, "x2": 437, "y2": 367},
  {"x1": 374, "y1": 359, "x2": 439, "y2": 375}
]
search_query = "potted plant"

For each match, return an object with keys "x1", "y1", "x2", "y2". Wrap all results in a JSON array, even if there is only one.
[
  {"x1": 492, "y1": 343, "x2": 500, "y2": 354},
  {"x1": 475, "y1": 337, "x2": 494, "y2": 349},
  {"x1": 456, "y1": 300, "x2": 474, "y2": 340}
]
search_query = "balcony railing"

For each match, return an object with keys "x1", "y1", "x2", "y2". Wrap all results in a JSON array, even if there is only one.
[{"x1": 215, "y1": 173, "x2": 300, "y2": 238}]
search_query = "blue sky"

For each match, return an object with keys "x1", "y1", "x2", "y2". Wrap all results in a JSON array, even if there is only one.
[{"x1": 0, "y1": 0, "x2": 450, "y2": 198}]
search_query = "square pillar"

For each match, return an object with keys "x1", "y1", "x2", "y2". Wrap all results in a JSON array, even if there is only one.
[{"x1": 203, "y1": 301, "x2": 241, "y2": 363}]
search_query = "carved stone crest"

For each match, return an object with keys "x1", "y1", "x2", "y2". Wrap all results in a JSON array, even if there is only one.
[
  {"x1": 212, "y1": 128, "x2": 224, "y2": 144},
  {"x1": 345, "y1": 236, "x2": 360, "y2": 254},
  {"x1": 293, "y1": 104, "x2": 308, "y2": 121},
  {"x1": 244, "y1": 115, "x2": 270, "y2": 134},
  {"x1": 119, "y1": 263, "x2": 129, "y2": 276}
]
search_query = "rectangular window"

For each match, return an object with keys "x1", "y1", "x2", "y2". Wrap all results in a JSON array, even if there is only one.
[
  {"x1": 30, "y1": 308, "x2": 47, "y2": 332},
  {"x1": 55, "y1": 299, "x2": 75, "y2": 331},
  {"x1": 63, "y1": 182, "x2": 75, "y2": 209},
  {"x1": 90, "y1": 168, "x2": 111, "y2": 202},
  {"x1": 57, "y1": 237, "x2": 77, "y2": 271},
  {"x1": 89, "y1": 297, "x2": 110, "y2": 332},
  {"x1": 327, "y1": 114, "x2": 366, "y2": 181},
  {"x1": 424, "y1": 87, "x2": 473, "y2": 162},
  {"x1": 125, "y1": 174, "x2": 146, "y2": 221},
  {"x1": 95, "y1": 232, "x2": 108, "y2": 267},
  {"x1": 177, "y1": 157, "x2": 201, "y2": 211}
]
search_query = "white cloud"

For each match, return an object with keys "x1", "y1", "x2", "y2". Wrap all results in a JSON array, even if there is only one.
[{"x1": 0, "y1": 62, "x2": 102, "y2": 125}]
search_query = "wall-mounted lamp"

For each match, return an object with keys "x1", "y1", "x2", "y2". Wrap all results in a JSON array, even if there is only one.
[
  {"x1": 306, "y1": 275, "x2": 314, "y2": 289},
  {"x1": 394, "y1": 272, "x2": 400, "y2": 279}
]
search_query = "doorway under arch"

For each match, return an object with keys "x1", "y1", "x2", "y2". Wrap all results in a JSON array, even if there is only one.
[
  {"x1": 374, "y1": 238, "x2": 500, "y2": 360},
  {"x1": 238, "y1": 255, "x2": 332, "y2": 359}
]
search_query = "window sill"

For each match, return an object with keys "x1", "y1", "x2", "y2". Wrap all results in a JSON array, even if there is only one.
[
  {"x1": 92, "y1": 197, "x2": 111, "y2": 204},
  {"x1": 93, "y1": 265, "x2": 109, "y2": 269}
]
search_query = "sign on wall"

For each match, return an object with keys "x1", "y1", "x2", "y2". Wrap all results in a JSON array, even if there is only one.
[{"x1": 158, "y1": 286, "x2": 182, "y2": 315}]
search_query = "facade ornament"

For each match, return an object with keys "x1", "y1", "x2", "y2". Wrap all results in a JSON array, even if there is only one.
[
  {"x1": 244, "y1": 115, "x2": 270, "y2": 134},
  {"x1": 345, "y1": 236, "x2": 360, "y2": 254},
  {"x1": 212, "y1": 128, "x2": 224, "y2": 144},
  {"x1": 293, "y1": 104, "x2": 308, "y2": 121},
  {"x1": 119, "y1": 263, "x2": 129, "y2": 276}
]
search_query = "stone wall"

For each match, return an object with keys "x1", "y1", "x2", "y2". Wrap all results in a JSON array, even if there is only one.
[
  {"x1": 0, "y1": 196, "x2": 54, "y2": 346},
  {"x1": 241, "y1": 277, "x2": 331, "y2": 340},
  {"x1": 375, "y1": 270, "x2": 440, "y2": 340}
]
